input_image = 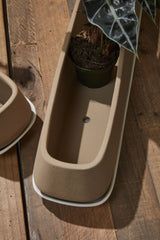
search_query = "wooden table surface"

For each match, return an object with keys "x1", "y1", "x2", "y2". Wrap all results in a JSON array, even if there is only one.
[{"x1": 0, "y1": 0, "x2": 160, "y2": 239}]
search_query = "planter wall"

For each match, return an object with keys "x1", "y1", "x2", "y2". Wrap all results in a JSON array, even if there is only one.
[{"x1": 33, "y1": 0, "x2": 142, "y2": 206}]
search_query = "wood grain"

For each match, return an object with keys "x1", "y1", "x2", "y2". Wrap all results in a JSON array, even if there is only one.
[
  {"x1": 0, "y1": 1, "x2": 26, "y2": 239},
  {"x1": 6, "y1": 0, "x2": 45, "y2": 119},
  {"x1": 130, "y1": 11, "x2": 160, "y2": 204},
  {"x1": 0, "y1": 149, "x2": 26, "y2": 240},
  {"x1": 4, "y1": 0, "x2": 160, "y2": 239},
  {"x1": 131, "y1": 11, "x2": 160, "y2": 130},
  {"x1": 110, "y1": 105, "x2": 160, "y2": 239},
  {"x1": 109, "y1": 11, "x2": 160, "y2": 240},
  {"x1": 32, "y1": 0, "x2": 71, "y2": 106}
]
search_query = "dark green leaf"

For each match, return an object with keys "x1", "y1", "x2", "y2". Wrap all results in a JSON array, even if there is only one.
[
  {"x1": 157, "y1": 0, "x2": 160, "y2": 8},
  {"x1": 138, "y1": 0, "x2": 156, "y2": 20},
  {"x1": 83, "y1": 0, "x2": 138, "y2": 54}
]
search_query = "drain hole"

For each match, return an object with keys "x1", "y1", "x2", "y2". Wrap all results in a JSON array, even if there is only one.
[{"x1": 83, "y1": 116, "x2": 90, "y2": 123}]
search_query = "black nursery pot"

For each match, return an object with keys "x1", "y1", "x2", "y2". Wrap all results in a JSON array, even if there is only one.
[
  {"x1": 70, "y1": 43, "x2": 120, "y2": 88},
  {"x1": 73, "y1": 62, "x2": 115, "y2": 88}
]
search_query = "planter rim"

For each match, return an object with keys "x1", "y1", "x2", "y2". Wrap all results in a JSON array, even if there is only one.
[
  {"x1": 70, "y1": 54, "x2": 116, "y2": 73},
  {"x1": 0, "y1": 72, "x2": 18, "y2": 113},
  {"x1": 32, "y1": 153, "x2": 119, "y2": 207}
]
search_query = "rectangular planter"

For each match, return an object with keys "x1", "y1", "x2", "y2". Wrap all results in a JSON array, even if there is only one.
[{"x1": 33, "y1": 0, "x2": 142, "y2": 207}]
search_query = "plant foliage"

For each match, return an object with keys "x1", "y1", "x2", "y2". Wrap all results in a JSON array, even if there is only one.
[
  {"x1": 138, "y1": 0, "x2": 156, "y2": 20},
  {"x1": 83, "y1": 0, "x2": 156, "y2": 54}
]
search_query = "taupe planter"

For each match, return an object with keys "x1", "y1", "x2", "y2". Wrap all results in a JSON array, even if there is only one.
[
  {"x1": 0, "y1": 72, "x2": 36, "y2": 154},
  {"x1": 33, "y1": 0, "x2": 142, "y2": 207}
]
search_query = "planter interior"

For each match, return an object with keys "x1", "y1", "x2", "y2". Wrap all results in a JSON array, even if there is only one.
[
  {"x1": 33, "y1": 0, "x2": 142, "y2": 206},
  {"x1": 48, "y1": 2, "x2": 117, "y2": 164},
  {"x1": 0, "y1": 72, "x2": 34, "y2": 151},
  {"x1": 47, "y1": 67, "x2": 116, "y2": 164}
]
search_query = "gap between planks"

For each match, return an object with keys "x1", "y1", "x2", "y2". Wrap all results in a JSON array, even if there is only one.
[{"x1": 0, "y1": 0, "x2": 27, "y2": 239}]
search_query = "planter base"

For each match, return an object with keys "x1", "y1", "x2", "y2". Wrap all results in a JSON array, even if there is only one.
[{"x1": 32, "y1": 146, "x2": 120, "y2": 207}]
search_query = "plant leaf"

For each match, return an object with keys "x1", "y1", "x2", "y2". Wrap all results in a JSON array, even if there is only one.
[
  {"x1": 83, "y1": 0, "x2": 138, "y2": 54},
  {"x1": 138, "y1": 0, "x2": 156, "y2": 20},
  {"x1": 157, "y1": 0, "x2": 160, "y2": 8}
]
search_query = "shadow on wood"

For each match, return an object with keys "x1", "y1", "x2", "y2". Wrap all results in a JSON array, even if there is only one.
[
  {"x1": 19, "y1": 116, "x2": 43, "y2": 178},
  {"x1": 0, "y1": 116, "x2": 43, "y2": 180}
]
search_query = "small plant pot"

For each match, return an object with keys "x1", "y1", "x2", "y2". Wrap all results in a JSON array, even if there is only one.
[
  {"x1": 0, "y1": 72, "x2": 36, "y2": 154},
  {"x1": 69, "y1": 26, "x2": 120, "y2": 88},
  {"x1": 71, "y1": 61, "x2": 115, "y2": 88}
]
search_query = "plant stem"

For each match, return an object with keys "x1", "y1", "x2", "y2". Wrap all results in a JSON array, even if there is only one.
[{"x1": 101, "y1": 32, "x2": 103, "y2": 51}]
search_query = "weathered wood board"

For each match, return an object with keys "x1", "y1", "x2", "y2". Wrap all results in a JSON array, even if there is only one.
[
  {"x1": 3, "y1": 0, "x2": 160, "y2": 239},
  {"x1": 0, "y1": 0, "x2": 26, "y2": 239}
]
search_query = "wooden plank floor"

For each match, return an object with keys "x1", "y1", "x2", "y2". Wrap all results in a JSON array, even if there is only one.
[
  {"x1": 0, "y1": 1, "x2": 26, "y2": 239},
  {"x1": 1, "y1": 0, "x2": 160, "y2": 239}
]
